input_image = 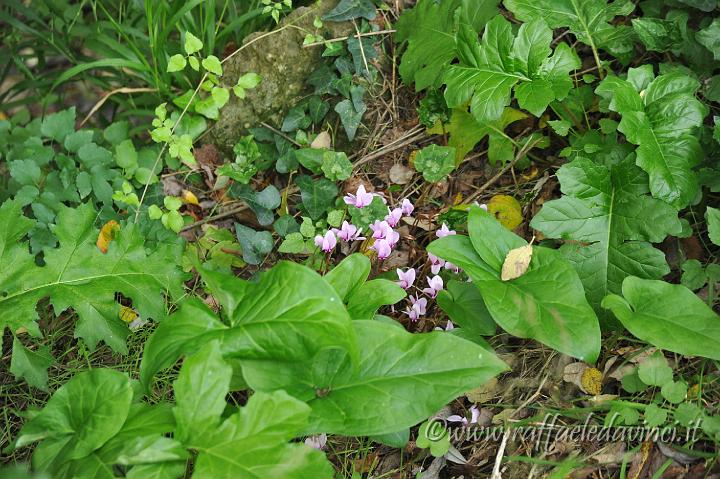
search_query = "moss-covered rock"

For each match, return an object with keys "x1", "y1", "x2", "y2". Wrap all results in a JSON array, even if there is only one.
[{"x1": 210, "y1": 0, "x2": 352, "y2": 152}]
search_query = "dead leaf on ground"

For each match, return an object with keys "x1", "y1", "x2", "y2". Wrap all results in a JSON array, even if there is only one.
[
  {"x1": 311, "y1": 131, "x2": 332, "y2": 149},
  {"x1": 389, "y1": 163, "x2": 413, "y2": 184},
  {"x1": 488, "y1": 194, "x2": 523, "y2": 230}
]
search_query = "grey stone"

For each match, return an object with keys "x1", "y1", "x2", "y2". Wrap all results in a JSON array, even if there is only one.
[{"x1": 210, "y1": 0, "x2": 353, "y2": 152}]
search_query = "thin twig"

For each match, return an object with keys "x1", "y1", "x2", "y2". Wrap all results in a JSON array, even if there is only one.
[
  {"x1": 261, "y1": 122, "x2": 301, "y2": 147},
  {"x1": 302, "y1": 29, "x2": 396, "y2": 48},
  {"x1": 79, "y1": 87, "x2": 157, "y2": 128},
  {"x1": 180, "y1": 205, "x2": 249, "y2": 232}
]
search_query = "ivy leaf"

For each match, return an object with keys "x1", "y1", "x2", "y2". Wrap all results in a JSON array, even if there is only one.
[
  {"x1": 602, "y1": 277, "x2": 720, "y2": 360},
  {"x1": 697, "y1": 18, "x2": 720, "y2": 60},
  {"x1": 707, "y1": 206, "x2": 720, "y2": 246},
  {"x1": 596, "y1": 70, "x2": 708, "y2": 208},
  {"x1": 445, "y1": 16, "x2": 580, "y2": 124},
  {"x1": 0, "y1": 202, "x2": 184, "y2": 365},
  {"x1": 503, "y1": 0, "x2": 635, "y2": 60},
  {"x1": 322, "y1": 0, "x2": 376, "y2": 22},
  {"x1": 530, "y1": 156, "x2": 681, "y2": 321},
  {"x1": 10, "y1": 338, "x2": 53, "y2": 391},
  {"x1": 227, "y1": 184, "x2": 280, "y2": 226},
  {"x1": 429, "y1": 207, "x2": 601, "y2": 363},
  {"x1": 413, "y1": 144, "x2": 456, "y2": 182},
  {"x1": 395, "y1": 0, "x2": 499, "y2": 91},
  {"x1": 234, "y1": 223, "x2": 273, "y2": 265},
  {"x1": 334, "y1": 99, "x2": 365, "y2": 141},
  {"x1": 295, "y1": 175, "x2": 338, "y2": 220},
  {"x1": 242, "y1": 320, "x2": 508, "y2": 436}
]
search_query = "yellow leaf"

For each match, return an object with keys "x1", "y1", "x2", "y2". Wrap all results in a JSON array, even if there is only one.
[
  {"x1": 487, "y1": 195, "x2": 522, "y2": 230},
  {"x1": 96, "y1": 220, "x2": 120, "y2": 254},
  {"x1": 119, "y1": 305, "x2": 139, "y2": 324},
  {"x1": 580, "y1": 367, "x2": 603, "y2": 395},
  {"x1": 182, "y1": 190, "x2": 200, "y2": 206},
  {"x1": 501, "y1": 244, "x2": 533, "y2": 281},
  {"x1": 452, "y1": 192, "x2": 463, "y2": 205},
  {"x1": 0, "y1": 112, "x2": 7, "y2": 121}
]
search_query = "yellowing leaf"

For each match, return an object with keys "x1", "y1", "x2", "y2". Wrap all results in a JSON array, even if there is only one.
[
  {"x1": 119, "y1": 305, "x2": 139, "y2": 324},
  {"x1": 182, "y1": 190, "x2": 200, "y2": 206},
  {"x1": 487, "y1": 195, "x2": 522, "y2": 230},
  {"x1": 580, "y1": 367, "x2": 603, "y2": 395},
  {"x1": 96, "y1": 220, "x2": 120, "y2": 254},
  {"x1": 501, "y1": 244, "x2": 533, "y2": 281},
  {"x1": 0, "y1": 112, "x2": 7, "y2": 120}
]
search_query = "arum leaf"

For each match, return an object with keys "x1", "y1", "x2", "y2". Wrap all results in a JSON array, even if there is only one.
[
  {"x1": 602, "y1": 277, "x2": 720, "y2": 360},
  {"x1": 242, "y1": 320, "x2": 508, "y2": 436},
  {"x1": 325, "y1": 253, "x2": 371, "y2": 302},
  {"x1": 436, "y1": 280, "x2": 496, "y2": 338},
  {"x1": 531, "y1": 156, "x2": 681, "y2": 319},
  {"x1": 14, "y1": 369, "x2": 133, "y2": 458},
  {"x1": 140, "y1": 263, "x2": 357, "y2": 388},
  {"x1": 429, "y1": 207, "x2": 601, "y2": 362},
  {"x1": 346, "y1": 279, "x2": 406, "y2": 320},
  {"x1": 596, "y1": 70, "x2": 708, "y2": 208},
  {"x1": 500, "y1": 244, "x2": 533, "y2": 281}
]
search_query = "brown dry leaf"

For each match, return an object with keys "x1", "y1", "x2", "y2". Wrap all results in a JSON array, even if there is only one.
[
  {"x1": 501, "y1": 244, "x2": 533, "y2": 281},
  {"x1": 401, "y1": 215, "x2": 434, "y2": 231},
  {"x1": 353, "y1": 452, "x2": 378, "y2": 473},
  {"x1": 593, "y1": 442, "x2": 627, "y2": 464},
  {"x1": 311, "y1": 131, "x2": 332, "y2": 149},
  {"x1": 466, "y1": 377, "x2": 498, "y2": 403},
  {"x1": 182, "y1": 190, "x2": 200, "y2": 206},
  {"x1": 96, "y1": 220, "x2": 120, "y2": 254},
  {"x1": 389, "y1": 163, "x2": 413, "y2": 184},
  {"x1": 628, "y1": 441, "x2": 654, "y2": 479},
  {"x1": 488, "y1": 195, "x2": 523, "y2": 230}
]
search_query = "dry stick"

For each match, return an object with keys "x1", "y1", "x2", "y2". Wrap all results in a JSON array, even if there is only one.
[
  {"x1": 134, "y1": 26, "x2": 293, "y2": 223},
  {"x1": 352, "y1": 126, "x2": 426, "y2": 169},
  {"x1": 302, "y1": 29, "x2": 396, "y2": 48},
  {"x1": 352, "y1": 20, "x2": 371, "y2": 77},
  {"x1": 260, "y1": 121, "x2": 301, "y2": 147},
  {"x1": 490, "y1": 374, "x2": 550, "y2": 479},
  {"x1": 79, "y1": 87, "x2": 157, "y2": 128}
]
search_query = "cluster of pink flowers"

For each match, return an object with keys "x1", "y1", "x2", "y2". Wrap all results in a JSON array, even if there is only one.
[
  {"x1": 395, "y1": 223, "x2": 464, "y2": 323},
  {"x1": 314, "y1": 185, "x2": 415, "y2": 260}
]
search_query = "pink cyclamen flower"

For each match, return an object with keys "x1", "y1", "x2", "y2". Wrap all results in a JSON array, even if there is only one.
[
  {"x1": 401, "y1": 198, "x2": 414, "y2": 216},
  {"x1": 305, "y1": 433, "x2": 327, "y2": 450},
  {"x1": 436, "y1": 223, "x2": 456, "y2": 238},
  {"x1": 343, "y1": 184, "x2": 374, "y2": 208},
  {"x1": 447, "y1": 405, "x2": 480, "y2": 425},
  {"x1": 396, "y1": 268, "x2": 416, "y2": 289},
  {"x1": 333, "y1": 221, "x2": 364, "y2": 242},
  {"x1": 385, "y1": 208, "x2": 403, "y2": 227},
  {"x1": 428, "y1": 253, "x2": 446, "y2": 275},
  {"x1": 369, "y1": 220, "x2": 393, "y2": 239},
  {"x1": 386, "y1": 229, "x2": 400, "y2": 247},
  {"x1": 372, "y1": 238, "x2": 392, "y2": 260},
  {"x1": 314, "y1": 230, "x2": 337, "y2": 253},
  {"x1": 434, "y1": 320, "x2": 455, "y2": 332},
  {"x1": 444, "y1": 261, "x2": 461, "y2": 274},
  {"x1": 406, "y1": 294, "x2": 427, "y2": 321},
  {"x1": 423, "y1": 275, "x2": 444, "y2": 298}
]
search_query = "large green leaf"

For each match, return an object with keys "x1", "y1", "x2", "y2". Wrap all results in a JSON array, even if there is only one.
[
  {"x1": 140, "y1": 262, "x2": 357, "y2": 388},
  {"x1": 596, "y1": 69, "x2": 708, "y2": 208},
  {"x1": 602, "y1": 277, "x2": 720, "y2": 360},
  {"x1": 0, "y1": 202, "x2": 183, "y2": 352},
  {"x1": 242, "y1": 320, "x2": 507, "y2": 436},
  {"x1": 503, "y1": 0, "x2": 635, "y2": 61},
  {"x1": 429, "y1": 207, "x2": 601, "y2": 362},
  {"x1": 444, "y1": 15, "x2": 580, "y2": 124},
  {"x1": 15, "y1": 369, "x2": 133, "y2": 462},
  {"x1": 395, "y1": 0, "x2": 499, "y2": 91},
  {"x1": 346, "y1": 279, "x2": 406, "y2": 320},
  {"x1": 176, "y1": 343, "x2": 333, "y2": 479},
  {"x1": 530, "y1": 156, "x2": 681, "y2": 320}
]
